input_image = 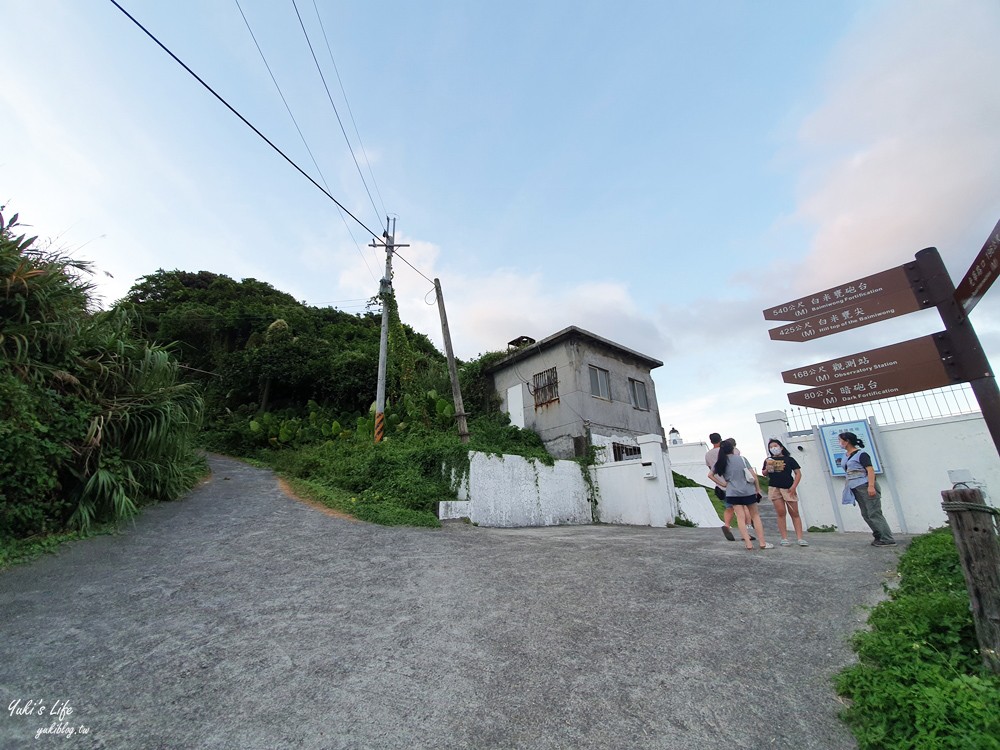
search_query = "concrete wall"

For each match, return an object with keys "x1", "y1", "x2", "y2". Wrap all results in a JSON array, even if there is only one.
[
  {"x1": 439, "y1": 435, "x2": 678, "y2": 528},
  {"x1": 676, "y1": 487, "x2": 725, "y2": 528},
  {"x1": 439, "y1": 452, "x2": 592, "y2": 527},
  {"x1": 755, "y1": 410, "x2": 1000, "y2": 534},
  {"x1": 491, "y1": 343, "x2": 582, "y2": 459},
  {"x1": 667, "y1": 441, "x2": 713, "y2": 487},
  {"x1": 592, "y1": 434, "x2": 676, "y2": 526},
  {"x1": 491, "y1": 338, "x2": 664, "y2": 459},
  {"x1": 563, "y1": 339, "x2": 664, "y2": 445}
]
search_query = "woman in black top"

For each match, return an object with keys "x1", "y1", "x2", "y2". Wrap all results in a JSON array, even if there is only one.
[{"x1": 761, "y1": 438, "x2": 807, "y2": 546}]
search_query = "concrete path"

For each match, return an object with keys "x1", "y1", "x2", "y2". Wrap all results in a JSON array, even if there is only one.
[{"x1": 0, "y1": 455, "x2": 905, "y2": 750}]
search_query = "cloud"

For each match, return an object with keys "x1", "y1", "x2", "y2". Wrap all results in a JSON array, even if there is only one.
[{"x1": 792, "y1": 0, "x2": 1000, "y2": 287}]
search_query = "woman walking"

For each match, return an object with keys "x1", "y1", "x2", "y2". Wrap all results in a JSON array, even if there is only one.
[
  {"x1": 761, "y1": 438, "x2": 807, "y2": 546},
  {"x1": 709, "y1": 440, "x2": 773, "y2": 550},
  {"x1": 839, "y1": 432, "x2": 896, "y2": 547}
]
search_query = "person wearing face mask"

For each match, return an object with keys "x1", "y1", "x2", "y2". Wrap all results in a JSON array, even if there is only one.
[{"x1": 761, "y1": 438, "x2": 807, "y2": 546}]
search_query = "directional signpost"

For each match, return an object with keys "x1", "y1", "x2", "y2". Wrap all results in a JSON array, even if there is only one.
[
  {"x1": 787, "y1": 367, "x2": 958, "y2": 409},
  {"x1": 764, "y1": 218, "x2": 1000, "y2": 457},
  {"x1": 768, "y1": 287, "x2": 931, "y2": 342},
  {"x1": 954, "y1": 217, "x2": 1000, "y2": 315},
  {"x1": 764, "y1": 265, "x2": 925, "y2": 322},
  {"x1": 781, "y1": 333, "x2": 958, "y2": 388}
]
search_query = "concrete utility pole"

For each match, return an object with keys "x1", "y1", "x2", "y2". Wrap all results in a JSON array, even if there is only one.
[
  {"x1": 434, "y1": 278, "x2": 470, "y2": 443},
  {"x1": 371, "y1": 217, "x2": 408, "y2": 444}
]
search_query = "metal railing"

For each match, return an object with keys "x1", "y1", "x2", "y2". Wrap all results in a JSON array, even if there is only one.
[{"x1": 786, "y1": 383, "x2": 980, "y2": 433}]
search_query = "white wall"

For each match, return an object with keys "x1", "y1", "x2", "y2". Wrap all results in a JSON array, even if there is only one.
[
  {"x1": 592, "y1": 434, "x2": 676, "y2": 526},
  {"x1": 668, "y1": 441, "x2": 713, "y2": 487},
  {"x1": 755, "y1": 411, "x2": 1000, "y2": 534},
  {"x1": 676, "y1": 487, "x2": 725, "y2": 528},
  {"x1": 439, "y1": 435, "x2": 678, "y2": 528},
  {"x1": 439, "y1": 452, "x2": 592, "y2": 527}
]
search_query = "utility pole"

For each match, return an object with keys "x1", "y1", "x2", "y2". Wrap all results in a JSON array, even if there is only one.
[
  {"x1": 371, "y1": 217, "x2": 408, "y2": 444},
  {"x1": 434, "y1": 278, "x2": 470, "y2": 443}
]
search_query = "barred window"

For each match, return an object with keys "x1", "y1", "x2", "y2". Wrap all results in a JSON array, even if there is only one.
[
  {"x1": 533, "y1": 367, "x2": 559, "y2": 406},
  {"x1": 612, "y1": 443, "x2": 642, "y2": 462},
  {"x1": 629, "y1": 378, "x2": 649, "y2": 410}
]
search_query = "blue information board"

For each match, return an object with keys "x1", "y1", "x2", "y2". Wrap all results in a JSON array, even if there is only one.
[{"x1": 816, "y1": 420, "x2": 882, "y2": 476}]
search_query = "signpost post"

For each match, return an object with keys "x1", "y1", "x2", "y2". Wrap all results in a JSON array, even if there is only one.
[{"x1": 763, "y1": 219, "x2": 1000, "y2": 458}]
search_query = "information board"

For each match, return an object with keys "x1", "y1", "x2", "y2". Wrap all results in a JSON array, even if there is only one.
[{"x1": 816, "y1": 420, "x2": 882, "y2": 477}]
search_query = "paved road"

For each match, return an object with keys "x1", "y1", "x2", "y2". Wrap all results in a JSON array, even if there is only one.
[{"x1": 0, "y1": 455, "x2": 905, "y2": 750}]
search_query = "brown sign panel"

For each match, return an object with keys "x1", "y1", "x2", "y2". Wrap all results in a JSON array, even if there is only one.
[
  {"x1": 787, "y1": 363, "x2": 958, "y2": 409},
  {"x1": 763, "y1": 265, "x2": 918, "y2": 322},
  {"x1": 781, "y1": 334, "x2": 949, "y2": 387},
  {"x1": 767, "y1": 288, "x2": 928, "y2": 342},
  {"x1": 955, "y1": 217, "x2": 1000, "y2": 314}
]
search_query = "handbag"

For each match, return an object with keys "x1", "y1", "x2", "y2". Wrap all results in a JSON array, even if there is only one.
[{"x1": 742, "y1": 457, "x2": 756, "y2": 483}]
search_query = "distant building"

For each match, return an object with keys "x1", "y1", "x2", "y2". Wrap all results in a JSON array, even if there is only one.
[{"x1": 484, "y1": 326, "x2": 665, "y2": 461}]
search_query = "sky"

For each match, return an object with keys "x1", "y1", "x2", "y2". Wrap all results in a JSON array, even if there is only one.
[{"x1": 3, "y1": 0, "x2": 1000, "y2": 468}]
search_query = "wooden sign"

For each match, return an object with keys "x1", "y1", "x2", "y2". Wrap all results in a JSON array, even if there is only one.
[
  {"x1": 781, "y1": 334, "x2": 952, "y2": 387},
  {"x1": 955, "y1": 217, "x2": 1000, "y2": 314},
  {"x1": 787, "y1": 364, "x2": 957, "y2": 409},
  {"x1": 767, "y1": 287, "x2": 929, "y2": 342},
  {"x1": 763, "y1": 265, "x2": 920, "y2": 322}
]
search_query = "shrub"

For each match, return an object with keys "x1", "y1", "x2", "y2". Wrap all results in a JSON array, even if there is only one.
[
  {"x1": 834, "y1": 527, "x2": 1000, "y2": 749},
  {"x1": 0, "y1": 208, "x2": 204, "y2": 539}
]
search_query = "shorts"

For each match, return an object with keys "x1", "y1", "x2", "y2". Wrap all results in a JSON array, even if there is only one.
[
  {"x1": 727, "y1": 495, "x2": 759, "y2": 506},
  {"x1": 768, "y1": 487, "x2": 799, "y2": 503}
]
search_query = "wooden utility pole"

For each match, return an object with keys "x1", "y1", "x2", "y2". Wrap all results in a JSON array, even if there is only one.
[
  {"x1": 941, "y1": 488, "x2": 1000, "y2": 674},
  {"x1": 370, "y1": 217, "x2": 408, "y2": 444},
  {"x1": 434, "y1": 278, "x2": 469, "y2": 443}
]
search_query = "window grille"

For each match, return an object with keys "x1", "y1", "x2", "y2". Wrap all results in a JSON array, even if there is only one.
[
  {"x1": 533, "y1": 367, "x2": 559, "y2": 406},
  {"x1": 612, "y1": 443, "x2": 642, "y2": 461}
]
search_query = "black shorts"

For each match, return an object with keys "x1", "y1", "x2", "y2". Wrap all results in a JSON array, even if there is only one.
[{"x1": 727, "y1": 495, "x2": 759, "y2": 506}]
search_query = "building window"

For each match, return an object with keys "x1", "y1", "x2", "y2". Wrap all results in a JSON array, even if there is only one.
[
  {"x1": 589, "y1": 366, "x2": 610, "y2": 400},
  {"x1": 612, "y1": 443, "x2": 642, "y2": 462},
  {"x1": 533, "y1": 367, "x2": 559, "y2": 406},
  {"x1": 629, "y1": 378, "x2": 649, "y2": 410}
]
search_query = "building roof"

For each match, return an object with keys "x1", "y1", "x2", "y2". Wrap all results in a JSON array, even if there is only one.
[{"x1": 483, "y1": 325, "x2": 663, "y2": 374}]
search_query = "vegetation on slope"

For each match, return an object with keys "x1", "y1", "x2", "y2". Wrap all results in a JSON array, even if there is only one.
[
  {"x1": 0, "y1": 209, "x2": 204, "y2": 553},
  {"x1": 835, "y1": 527, "x2": 1000, "y2": 749},
  {"x1": 117, "y1": 268, "x2": 551, "y2": 527}
]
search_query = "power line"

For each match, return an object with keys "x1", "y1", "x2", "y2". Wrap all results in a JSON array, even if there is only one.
[
  {"x1": 106, "y1": 0, "x2": 382, "y2": 242},
  {"x1": 290, "y1": 0, "x2": 386, "y2": 235},
  {"x1": 233, "y1": 0, "x2": 377, "y2": 284},
  {"x1": 309, "y1": 0, "x2": 388, "y2": 220},
  {"x1": 393, "y1": 249, "x2": 435, "y2": 285}
]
